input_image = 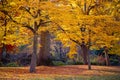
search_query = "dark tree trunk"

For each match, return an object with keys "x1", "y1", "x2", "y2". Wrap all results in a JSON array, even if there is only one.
[
  {"x1": 38, "y1": 31, "x2": 51, "y2": 66},
  {"x1": 29, "y1": 22, "x2": 38, "y2": 73},
  {"x1": 87, "y1": 48, "x2": 91, "y2": 70},
  {"x1": 81, "y1": 43, "x2": 88, "y2": 65},
  {"x1": 87, "y1": 30, "x2": 91, "y2": 70},
  {"x1": 82, "y1": 0, "x2": 91, "y2": 70},
  {"x1": 29, "y1": 33, "x2": 38, "y2": 73}
]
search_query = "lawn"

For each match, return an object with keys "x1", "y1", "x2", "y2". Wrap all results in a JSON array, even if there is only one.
[{"x1": 0, "y1": 65, "x2": 120, "y2": 80}]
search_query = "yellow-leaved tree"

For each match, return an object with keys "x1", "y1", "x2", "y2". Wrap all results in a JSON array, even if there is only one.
[
  {"x1": 0, "y1": 0, "x2": 51, "y2": 72},
  {"x1": 49, "y1": 0, "x2": 120, "y2": 68},
  {"x1": 0, "y1": 2, "x2": 31, "y2": 60},
  {"x1": 0, "y1": 0, "x2": 74, "y2": 72}
]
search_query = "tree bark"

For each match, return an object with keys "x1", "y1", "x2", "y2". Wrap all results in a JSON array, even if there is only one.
[
  {"x1": 87, "y1": 48, "x2": 91, "y2": 70},
  {"x1": 81, "y1": 43, "x2": 88, "y2": 65},
  {"x1": 30, "y1": 22, "x2": 38, "y2": 73},
  {"x1": 38, "y1": 31, "x2": 51, "y2": 66},
  {"x1": 29, "y1": 33, "x2": 38, "y2": 73},
  {"x1": 104, "y1": 47, "x2": 110, "y2": 66},
  {"x1": 87, "y1": 30, "x2": 91, "y2": 70},
  {"x1": 82, "y1": 0, "x2": 91, "y2": 70}
]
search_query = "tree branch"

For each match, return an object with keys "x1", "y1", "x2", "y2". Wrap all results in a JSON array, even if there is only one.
[
  {"x1": 55, "y1": 23, "x2": 81, "y2": 46},
  {"x1": 0, "y1": 10, "x2": 35, "y2": 33},
  {"x1": 22, "y1": 24, "x2": 35, "y2": 34},
  {"x1": 20, "y1": 6, "x2": 41, "y2": 18},
  {"x1": 37, "y1": 20, "x2": 51, "y2": 28},
  {"x1": 87, "y1": 3, "x2": 100, "y2": 15}
]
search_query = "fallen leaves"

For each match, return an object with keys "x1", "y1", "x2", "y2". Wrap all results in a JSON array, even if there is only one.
[{"x1": 0, "y1": 65, "x2": 120, "y2": 79}]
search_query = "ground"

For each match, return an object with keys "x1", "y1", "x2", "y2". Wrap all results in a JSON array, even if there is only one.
[{"x1": 0, "y1": 65, "x2": 120, "y2": 80}]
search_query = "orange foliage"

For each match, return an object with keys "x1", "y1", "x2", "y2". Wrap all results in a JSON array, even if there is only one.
[{"x1": 0, "y1": 45, "x2": 16, "y2": 54}]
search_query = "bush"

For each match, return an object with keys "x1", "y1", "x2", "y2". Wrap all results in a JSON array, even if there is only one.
[
  {"x1": 52, "y1": 61, "x2": 66, "y2": 66},
  {"x1": 110, "y1": 59, "x2": 119, "y2": 65},
  {"x1": 90, "y1": 55, "x2": 99, "y2": 65},
  {"x1": 6, "y1": 62, "x2": 19, "y2": 67},
  {"x1": 74, "y1": 61, "x2": 83, "y2": 65},
  {"x1": 66, "y1": 59, "x2": 83, "y2": 65},
  {"x1": 90, "y1": 59, "x2": 99, "y2": 65},
  {"x1": 66, "y1": 60, "x2": 75, "y2": 65}
]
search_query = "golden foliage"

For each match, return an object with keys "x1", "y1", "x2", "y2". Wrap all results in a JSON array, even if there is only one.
[{"x1": 0, "y1": 0, "x2": 120, "y2": 56}]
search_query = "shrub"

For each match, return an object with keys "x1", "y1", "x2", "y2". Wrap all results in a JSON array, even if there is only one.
[
  {"x1": 90, "y1": 59, "x2": 99, "y2": 65},
  {"x1": 66, "y1": 59, "x2": 83, "y2": 65},
  {"x1": 52, "y1": 61, "x2": 66, "y2": 66},
  {"x1": 110, "y1": 59, "x2": 119, "y2": 65},
  {"x1": 6, "y1": 62, "x2": 19, "y2": 67},
  {"x1": 74, "y1": 61, "x2": 83, "y2": 65},
  {"x1": 66, "y1": 60, "x2": 75, "y2": 65},
  {"x1": 90, "y1": 55, "x2": 99, "y2": 65}
]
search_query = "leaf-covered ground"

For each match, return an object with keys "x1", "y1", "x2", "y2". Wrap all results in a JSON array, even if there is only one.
[{"x1": 0, "y1": 65, "x2": 120, "y2": 80}]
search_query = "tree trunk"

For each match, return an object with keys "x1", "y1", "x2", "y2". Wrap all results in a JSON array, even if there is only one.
[
  {"x1": 38, "y1": 31, "x2": 51, "y2": 66},
  {"x1": 29, "y1": 33, "x2": 38, "y2": 73},
  {"x1": 30, "y1": 22, "x2": 38, "y2": 73},
  {"x1": 104, "y1": 47, "x2": 110, "y2": 66},
  {"x1": 87, "y1": 48, "x2": 91, "y2": 70},
  {"x1": 87, "y1": 29, "x2": 91, "y2": 70},
  {"x1": 81, "y1": 43, "x2": 88, "y2": 65}
]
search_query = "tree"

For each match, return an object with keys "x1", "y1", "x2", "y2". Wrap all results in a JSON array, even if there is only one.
[
  {"x1": 0, "y1": 0, "x2": 71, "y2": 72},
  {"x1": 0, "y1": 0, "x2": 52, "y2": 72},
  {"x1": 51, "y1": 0, "x2": 120, "y2": 67},
  {"x1": 0, "y1": 2, "x2": 31, "y2": 61}
]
